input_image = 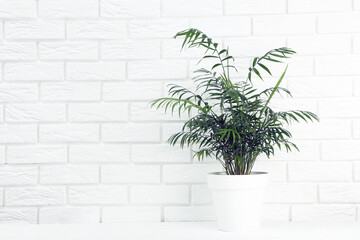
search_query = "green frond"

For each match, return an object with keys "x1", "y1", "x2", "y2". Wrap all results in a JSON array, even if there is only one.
[{"x1": 150, "y1": 28, "x2": 319, "y2": 175}]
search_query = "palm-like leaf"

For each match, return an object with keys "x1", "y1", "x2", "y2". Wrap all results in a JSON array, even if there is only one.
[{"x1": 151, "y1": 28, "x2": 319, "y2": 175}]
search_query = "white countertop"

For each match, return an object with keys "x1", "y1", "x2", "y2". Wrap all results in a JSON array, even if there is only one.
[{"x1": 1, "y1": 222, "x2": 359, "y2": 240}]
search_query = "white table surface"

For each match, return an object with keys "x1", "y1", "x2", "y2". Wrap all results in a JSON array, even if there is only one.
[{"x1": 0, "y1": 222, "x2": 359, "y2": 240}]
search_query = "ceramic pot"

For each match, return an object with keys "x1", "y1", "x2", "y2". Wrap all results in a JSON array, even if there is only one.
[{"x1": 207, "y1": 171, "x2": 268, "y2": 232}]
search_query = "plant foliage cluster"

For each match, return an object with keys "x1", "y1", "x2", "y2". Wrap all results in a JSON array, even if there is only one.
[{"x1": 151, "y1": 29, "x2": 319, "y2": 175}]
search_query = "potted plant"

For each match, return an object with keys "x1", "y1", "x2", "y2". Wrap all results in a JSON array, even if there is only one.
[{"x1": 151, "y1": 29, "x2": 319, "y2": 232}]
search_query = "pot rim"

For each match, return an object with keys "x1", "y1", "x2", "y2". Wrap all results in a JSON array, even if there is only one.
[{"x1": 208, "y1": 171, "x2": 268, "y2": 176}]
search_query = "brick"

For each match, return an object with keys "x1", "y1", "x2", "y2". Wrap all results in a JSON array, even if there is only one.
[
  {"x1": 191, "y1": 17, "x2": 251, "y2": 37},
  {"x1": 225, "y1": 37, "x2": 287, "y2": 57},
  {"x1": 0, "y1": 1, "x2": 37, "y2": 18},
  {"x1": 0, "y1": 43, "x2": 36, "y2": 60},
  {"x1": 0, "y1": 209, "x2": 37, "y2": 224},
  {"x1": 131, "y1": 185, "x2": 189, "y2": 204},
  {"x1": 252, "y1": 161, "x2": 287, "y2": 182},
  {"x1": 128, "y1": 60, "x2": 187, "y2": 80},
  {"x1": 253, "y1": 15, "x2": 315, "y2": 35},
  {"x1": 100, "y1": 0, "x2": 160, "y2": 18},
  {"x1": 225, "y1": 0, "x2": 285, "y2": 15},
  {"x1": 288, "y1": 0, "x2": 351, "y2": 13},
  {"x1": 0, "y1": 105, "x2": 4, "y2": 123},
  {"x1": 0, "y1": 189, "x2": 4, "y2": 205},
  {"x1": 162, "y1": 39, "x2": 205, "y2": 59},
  {"x1": 69, "y1": 144, "x2": 130, "y2": 163},
  {"x1": 292, "y1": 205, "x2": 356, "y2": 221},
  {"x1": 102, "y1": 207, "x2": 161, "y2": 223},
  {"x1": 162, "y1": 123, "x2": 185, "y2": 142},
  {"x1": 132, "y1": 144, "x2": 191, "y2": 162},
  {"x1": 164, "y1": 206, "x2": 215, "y2": 222},
  {"x1": 320, "y1": 184, "x2": 360, "y2": 202},
  {"x1": 0, "y1": 125, "x2": 37, "y2": 143},
  {"x1": 289, "y1": 120, "x2": 351, "y2": 140},
  {"x1": 288, "y1": 35, "x2": 351, "y2": 55},
  {"x1": 39, "y1": 0, "x2": 99, "y2": 18},
  {"x1": 286, "y1": 56, "x2": 314, "y2": 77},
  {"x1": 5, "y1": 21, "x2": 65, "y2": 39},
  {"x1": 39, "y1": 124, "x2": 99, "y2": 143},
  {"x1": 265, "y1": 183, "x2": 317, "y2": 203},
  {"x1": 319, "y1": 98, "x2": 360, "y2": 117},
  {"x1": 0, "y1": 84, "x2": 37, "y2": 102},
  {"x1": 0, "y1": 147, "x2": 5, "y2": 164},
  {"x1": 7, "y1": 145, "x2": 67, "y2": 164},
  {"x1": 288, "y1": 77, "x2": 353, "y2": 98},
  {"x1": 5, "y1": 63, "x2": 64, "y2": 81},
  {"x1": 244, "y1": 56, "x2": 313, "y2": 78},
  {"x1": 316, "y1": 56, "x2": 360, "y2": 75},
  {"x1": 322, "y1": 140, "x2": 360, "y2": 161},
  {"x1": 6, "y1": 104, "x2": 66, "y2": 122},
  {"x1": 101, "y1": 41, "x2": 160, "y2": 60},
  {"x1": 163, "y1": 164, "x2": 221, "y2": 183},
  {"x1": 263, "y1": 205, "x2": 289, "y2": 221},
  {"x1": 355, "y1": 80, "x2": 360, "y2": 96},
  {"x1": 288, "y1": 162, "x2": 352, "y2": 182},
  {"x1": 41, "y1": 83, "x2": 100, "y2": 101},
  {"x1": 355, "y1": 163, "x2": 360, "y2": 181},
  {"x1": 67, "y1": 21, "x2": 126, "y2": 39},
  {"x1": 102, "y1": 124, "x2": 160, "y2": 142},
  {"x1": 318, "y1": 14, "x2": 360, "y2": 33},
  {"x1": 354, "y1": 36, "x2": 360, "y2": 53},
  {"x1": 129, "y1": 19, "x2": 188, "y2": 39},
  {"x1": 39, "y1": 42, "x2": 98, "y2": 60},
  {"x1": 163, "y1": 0, "x2": 222, "y2": 17},
  {"x1": 0, "y1": 166, "x2": 37, "y2": 186},
  {"x1": 68, "y1": 103, "x2": 128, "y2": 122},
  {"x1": 269, "y1": 98, "x2": 317, "y2": 113},
  {"x1": 130, "y1": 102, "x2": 186, "y2": 122},
  {"x1": 103, "y1": 82, "x2": 162, "y2": 101},
  {"x1": 40, "y1": 165, "x2": 99, "y2": 184},
  {"x1": 191, "y1": 185, "x2": 211, "y2": 204},
  {"x1": 66, "y1": 62, "x2": 125, "y2": 81},
  {"x1": 6, "y1": 187, "x2": 65, "y2": 206},
  {"x1": 69, "y1": 186, "x2": 127, "y2": 204},
  {"x1": 258, "y1": 141, "x2": 320, "y2": 161},
  {"x1": 39, "y1": 207, "x2": 99, "y2": 224},
  {"x1": 101, "y1": 164, "x2": 160, "y2": 183}
]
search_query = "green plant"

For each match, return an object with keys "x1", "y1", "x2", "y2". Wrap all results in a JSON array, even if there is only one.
[{"x1": 151, "y1": 28, "x2": 319, "y2": 175}]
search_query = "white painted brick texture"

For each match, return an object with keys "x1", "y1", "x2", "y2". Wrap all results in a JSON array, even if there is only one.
[
  {"x1": 69, "y1": 186, "x2": 127, "y2": 204},
  {"x1": 5, "y1": 22, "x2": 65, "y2": 40},
  {"x1": 0, "y1": 0, "x2": 357, "y2": 224},
  {"x1": 39, "y1": 207, "x2": 100, "y2": 224},
  {"x1": 0, "y1": 1, "x2": 37, "y2": 18}
]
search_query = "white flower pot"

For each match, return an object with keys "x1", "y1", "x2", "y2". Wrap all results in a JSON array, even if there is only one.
[{"x1": 207, "y1": 171, "x2": 268, "y2": 232}]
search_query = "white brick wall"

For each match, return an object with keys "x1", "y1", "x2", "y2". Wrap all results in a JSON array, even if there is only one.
[
  {"x1": 5, "y1": 21, "x2": 65, "y2": 40},
  {"x1": 0, "y1": 0, "x2": 358, "y2": 224},
  {"x1": 5, "y1": 63, "x2": 64, "y2": 81},
  {"x1": 69, "y1": 186, "x2": 127, "y2": 204},
  {"x1": 38, "y1": 0, "x2": 99, "y2": 18},
  {"x1": 0, "y1": 1, "x2": 37, "y2": 18},
  {"x1": 291, "y1": 204, "x2": 356, "y2": 221},
  {"x1": 40, "y1": 165, "x2": 99, "y2": 184},
  {"x1": 39, "y1": 207, "x2": 99, "y2": 224}
]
